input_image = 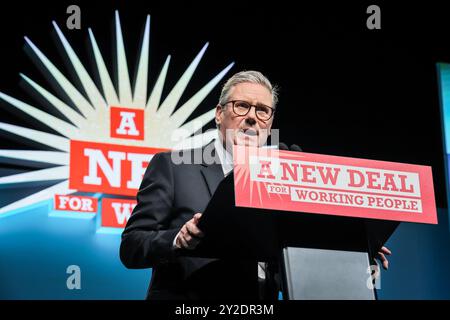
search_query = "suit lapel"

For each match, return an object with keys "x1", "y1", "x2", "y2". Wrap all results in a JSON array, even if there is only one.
[
  {"x1": 201, "y1": 163, "x2": 224, "y2": 197},
  {"x1": 200, "y1": 142, "x2": 225, "y2": 197}
]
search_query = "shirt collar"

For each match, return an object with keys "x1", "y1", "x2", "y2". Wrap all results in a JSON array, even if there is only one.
[
  {"x1": 213, "y1": 132, "x2": 279, "y2": 177},
  {"x1": 214, "y1": 134, "x2": 233, "y2": 177}
]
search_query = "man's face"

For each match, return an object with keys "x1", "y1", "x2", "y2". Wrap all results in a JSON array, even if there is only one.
[{"x1": 215, "y1": 82, "x2": 274, "y2": 153}]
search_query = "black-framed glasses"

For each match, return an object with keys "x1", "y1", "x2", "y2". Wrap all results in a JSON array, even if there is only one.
[{"x1": 222, "y1": 100, "x2": 275, "y2": 121}]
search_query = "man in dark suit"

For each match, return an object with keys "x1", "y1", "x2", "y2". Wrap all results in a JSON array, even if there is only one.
[
  {"x1": 119, "y1": 70, "x2": 391, "y2": 300},
  {"x1": 120, "y1": 70, "x2": 279, "y2": 300}
]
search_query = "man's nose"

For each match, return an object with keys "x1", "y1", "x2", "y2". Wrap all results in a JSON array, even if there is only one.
[
  {"x1": 245, "y1": 116, "x2": 256, "y2": 126},
  {"x1": 245, "y1": 107, "x2": 257, "y2": 125}
]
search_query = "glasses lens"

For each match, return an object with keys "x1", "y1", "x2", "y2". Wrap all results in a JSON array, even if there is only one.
[
  {"x1": 233, "y1": 101, "x2": 251, "y2": 115},
  {"x1": 256, "y1": 105, "x2": 272, "y2": 120}
]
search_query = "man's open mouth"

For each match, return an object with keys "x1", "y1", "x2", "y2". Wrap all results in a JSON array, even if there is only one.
[{"x1": 241, "y1": 128, "x2": 258, "y2": 137}]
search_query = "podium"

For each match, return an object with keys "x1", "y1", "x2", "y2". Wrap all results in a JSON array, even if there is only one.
[
  {"x1": 191, "y1": 146, "x2": 436, "y2": 300},
  {"x1": 194, "y1": 173, "x2": 398, "y2": 300}
]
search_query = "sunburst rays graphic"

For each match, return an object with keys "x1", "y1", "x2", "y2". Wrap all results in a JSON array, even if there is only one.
[{"x1": 0, "y1": 11, "x2": 234, "y2": 215}]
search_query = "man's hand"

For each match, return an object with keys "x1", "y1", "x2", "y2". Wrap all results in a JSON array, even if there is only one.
[
  {"x1": 377, "y1": 246, "x2": 392, "y2": 270},
  {"x1": 175, "y1": 213, "x2": 204, "y2": 250}
]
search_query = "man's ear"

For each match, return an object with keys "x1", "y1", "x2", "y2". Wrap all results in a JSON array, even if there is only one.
[{"x1": 215, "y1": 104, "x2": 223, "y2": 126}]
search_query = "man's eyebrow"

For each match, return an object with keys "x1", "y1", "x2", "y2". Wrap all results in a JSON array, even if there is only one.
[
  {"x1": 255, "y1": 102, "x2": 272, "y2": 108},
  {"x1": 231, "y1": 98, "x2": 272, "y2": 108}
]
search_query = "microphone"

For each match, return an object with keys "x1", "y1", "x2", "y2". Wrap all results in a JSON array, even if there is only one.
[
  {"x1": 290, "y1": 144, "x2": 302, "y2": 152},
  {"x1": 278, "y1": 142, "x2": 303, "y2": 152},
  {"x1": 278, "y1": 142, "x2": 289, "y2": 150}
]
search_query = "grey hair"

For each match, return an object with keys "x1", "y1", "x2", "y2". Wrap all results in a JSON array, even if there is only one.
[{"x1": 218, "y1": 70, "x2": 279, "y2": 108}]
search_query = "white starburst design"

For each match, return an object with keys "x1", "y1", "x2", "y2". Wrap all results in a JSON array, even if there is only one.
[{"x1": 0, "y1": 11, "x2": 234, "y2": 215}]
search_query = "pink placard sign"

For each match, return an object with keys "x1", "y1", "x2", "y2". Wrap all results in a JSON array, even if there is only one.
[{"x1": 233, "y1": 145, "x2": 437, "y2": 224}]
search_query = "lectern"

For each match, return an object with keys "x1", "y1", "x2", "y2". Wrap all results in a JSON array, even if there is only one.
[{"x1": 194, "y1": 146, "x2": 437, "y2": 300}]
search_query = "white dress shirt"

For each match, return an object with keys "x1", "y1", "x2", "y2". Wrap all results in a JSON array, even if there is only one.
[{"x1": 214, "y1": 136, "x2": 233, "y2": 176}]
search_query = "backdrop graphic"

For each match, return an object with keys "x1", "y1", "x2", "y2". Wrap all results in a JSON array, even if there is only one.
[{"x1": 0, "y1": 10, "x2": 232, "y2": 299}]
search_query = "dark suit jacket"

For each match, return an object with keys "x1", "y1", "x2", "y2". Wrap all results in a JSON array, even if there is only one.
[{"x1": 120, "y1": 145, "x2": 264, "y2": 300}]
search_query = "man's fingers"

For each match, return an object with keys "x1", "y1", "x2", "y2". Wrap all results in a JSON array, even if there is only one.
[
  {"x1": 378, "y1": 252, "x2": 389, "y2": 270},
  {"x1": 175, "y1": 215, "x2": 204, "y2": 250},
  {"x1": 176, "y1": 221, "x2": 203, "y2": 250},
  {"x1": 177, "y1": 225, "x2": 191, "y2": 248},
  {"x1": 180, "y1": 225, "x2": 189, "y2": 239},
  {"x1": 186, "y1": 221, "x2": 204, "y2": 238},
  {"x1": 183, "y1": 232, "x2": 192, "y2": 243},
  {"x1": 193, "y1": 213, "x2": 202, "y2": 223},
  {"x1": 182, "y1": 234, "x2": 200, "y2": 250},
  {"x1": 381, "y1": 246, "x2": 392, "y2": 255},
  {"x1": 179, "y1": 235, "x2": 189, "y2": 249}
]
